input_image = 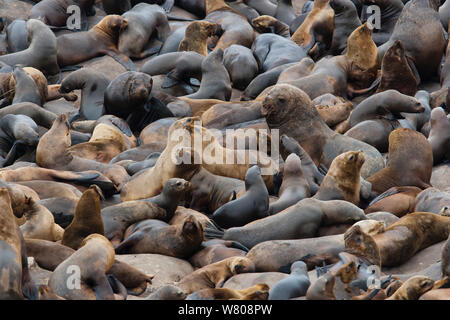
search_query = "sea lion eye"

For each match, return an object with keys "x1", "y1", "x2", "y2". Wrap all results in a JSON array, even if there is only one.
[
  {"x1": 176, "y1": 181, "x2": 182, "y2": 186},
  {"x1": 278, "y1": 97, "x2": 286, "y2": 104},
  {"x1": 349, "y1": 155, "x2": 355, "y2": 161}
]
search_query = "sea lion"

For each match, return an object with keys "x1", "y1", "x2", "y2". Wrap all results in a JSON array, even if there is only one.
[
  {"x1": 189, "y1": 239, "x2": 247, "y2": 268},
  {"x1": 56, "y1": 15, "x2": 134, "y2": 71},
  {"x1": 314, "y1": 151, "x2": 364, "y2": 205},
  {"x1": 0, "y1": 102, "x2": 56, "y2": 129},
  {"x1": 428, "y1": 107, "x2": 450, "y2": 164},
  {"x1": 344, "y1": 212, "x2": 450, "y2": 267},
  {"x1": 268, "y1": 261, "x2": 310, "y2": 299},
  {"x1": 114, "y1": 214, "x2": 204, "y2": 258},
  {"x1": 366, "y1": 128, "x2": 433, "y2": 195},
  {"x1": 279, "y1": 134, "x2": 324, "y2": 195},
  {"x1": 290, "y1": 0, "x2": 334, "y2": 58},
  {"x1": 59, "y1": 68, "x2": 110, "y2": 121},
  {"x1": 178, "y1": 20, "x2": 221, "y2": 55},
  {"x1": 186, "y1": 283, "x2": 269, "y2": 300},
  {"x1": 29, "y1": 0, "x2": 95, "y2": 29},
  {"x1": 187, "y1": 167, "x2": 245, "y2": 214},
  {"x1": 312, "y1": 94, "x2": 354, "y2": 128},
  {"x1": 204, "y1": 0, "x2": 255, "y2": 50},
  {"x1": 212, "y1": 165, "x2": 269, "y2": 229},
  {"x1": 5, "y1": 19, "x2": 28, "y2": 53},
  {"x1": 348, "y1": 90, "x2": 425, "y2": 128},
  {"x1": 364, "y1": 0, "x2": 404, "y2": 46},
  {"x1": 377, "y1": 0, "x2": 445, "y2": 81},
  {"x1": 119, "y1": 3, "x2": 170, "y2": 59},
  {"x1": 386, "y1": 276, "x2": 434, "y2": 300},
  {"x1": 0, "y1": 19, "x2": 59, "y2": 76},
  {"x1": 218, "y1": 198, "x2": 366, "y2": 249},
  {"x1": 419, "y1": 288, "x2": 450, "y2": 300},
  {"x1": 375, "y1": 40, "x2": 420, "y2": 96},
  {"x1": 268, "y1": 153, "x2": 310, "y2": 215},
  {"x1": 0, "y1": 187, "x2": 37, "y2": 299},
  {"x1": 414, "y1": 187, "x2": 450, "y2": 215},
  {"x1": 36, "y1": 114, "x2": 130, "y2": 189},
  {"x1": 223, "y1": 44, "x2": 259, "y2": 90},
  {"x1": 262, "y1": 84, "x2": 384, "y2": 178},
  {"x1": 183, "y1": 48, "x2": 232, "y2": 101},
  {"x1": 328, "y1": 0, "x2": 361, "y2": 54},
  {"x1": 101, "y1": 201, "x2": 169, "y2": 245},
  {"x1": 11, "y1": 66, "x2": 41, "y2": 106},
  {"x1": 0, "y1": 114, "x2": 40, "y2": 168},
  {"x1": 251, "y1": 33, "x2": 308, "y2": 72},
  {"x1": 146, "y1": 284, "x2": 187, "y2": 300},
  {"x1": 48, "y1": 234, "x2": 117, "y2": 300},
  {"x1": 176, "y1": 256, "x2": 255, "y2": 294},
  {"x1": 365, "y1": 186, "x2": 422, "y2": 217},
  {"x1": 20, "y1": 199, "x2": 64, "y2": 242},
  {"x1": 62, "y1": 186, "x2": 105, "y2": 250}
]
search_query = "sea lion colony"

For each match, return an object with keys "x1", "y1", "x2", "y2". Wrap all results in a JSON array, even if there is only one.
[{"x1": 0, "y1": 0, "x2": 449, "y2": 300}]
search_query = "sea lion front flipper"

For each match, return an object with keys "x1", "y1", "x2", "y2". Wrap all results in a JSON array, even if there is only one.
[
  {"x1": 318, "y1": 163, "x2": 329, "y2": 176},
  {"x1": 3, "y1": 140, "x2": 28, "y2": 167},
  {"x1": 91, "y1": 273, "x2": 116, "y2": 300},
  {"x1": 162, "y1": 0, "x2": 175, "y2": 12},
  {"x1": 105, "y1": 51, "x2": 136, "y2": 72},
  {"x1": 110, "y1": 118, "x2": 133, "y2": 137},
  {"x1": 161, "y1": 70, "x2": 182, "y2": 88},
  {"x1": 189, "y1": 78, "x2": 201, "y2": 87},
  {"x1": 20, "y1": 232, "x2": 38, "y2": 300},
  {"x1": 138, "y1": 45, "x2": 162, "y2": 59},
  {"x1": 228, "y1": 241, "x2": 249, "y2": 252},
  {"x1": 68, "y1": 112, "x2": 82, "y2": 125},
  {"x1": 107, "y1": 274, "x2": 127, "y2": 300},
  {"x1": 146, "y1": 96, "x2": 175, "y2": 121}
]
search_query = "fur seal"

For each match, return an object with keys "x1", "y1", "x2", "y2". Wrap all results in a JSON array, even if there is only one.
[
  {"x1": 212, "y1": 165, "x2": 269, "y2": 229},
  {"x1": 344, "y1": 212, "x2": 450, "y2": 267},
  {"x1": 119, "y1": 3, "x2": 170, "y2": 59},
  {"x1": 56, "y1": 15, "x2": 134, "y2": 71},
  {"x1": 0, "y1": 19, "x2": 59, "y2": 76},
  {"x1": 48, "y1": 234, "x2": 118, "y2": 300},
  {"x1": 268, "y1": 153, "x2": 310, "y2": 215},
  {"x1": 262, "y1": 84, "x2": 384, "y2": 178},
  {"x1": 0, "y1": 187, "x2": 36, "y2": 299},
  {"x1": 115, "y1": 214, "x2": 203, "y2": 258},
  {"x1": 20, "y1": 199, "x2": 64, "y2": 242},
  {"x1": 268, "y1": 261, "x2": 310, "y2": 299},
  {"x1": 366, "y1": 128, "x2": 433, "y2": 195},
  {"x1": 186, "y1": 283, "x2": 269, "y2": 300},
  {"x1": 314, "y1": 151, "x2": 364, "y2": 205},
  {"x1": 59, "y1": 68, "x2": 110, "y2": 121},
  {"x1": 386, "y1": 276, "x2": 434, "y2": 300},
  {"x1": 36, "y1": 114, "x2": 130, "y2": 189},
  {"x1": 61, "y1": 186, "x2": 105, "y2": 250},
  {"x1": 176, "y1": 256, "x2": 255, "y2": 294}
]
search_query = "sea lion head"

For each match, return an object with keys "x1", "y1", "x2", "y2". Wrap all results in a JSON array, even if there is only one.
[
  {"x1": 283, "y1": 153, "x2": 304, "y2": 178},
  {"x1": 103, "y1": 15, "x2": 128, "y2": 32},
  {"x1": 344, "y1": 225, "x2": 381, "y2": 267},
  {"x1": 186, "y1": 21, "x2": 221, "y2": 38},
  {"x1": 403, "y1": 276, "x2": 435, "y2": 299},
  {"x1": 182, "y1": 215, "x2": 204, "y2": 240},
  {"x1": 242, "y1": 284, "x2": 270, "y2": 300},
  {"x1": 164, "y1": 178, "x2": 191, "y2": 197},
  {"x1": 291, "y1": 260, "x2": 308, "y2": 274},
  {"x1": 230, "y1": 257, "x2": 255, "y2": 274},
  {"x1": 334, "y1": 150, "x2": 366, "y2": 176},
  {"x1": 262, "y1": 84, "x2": 316, "y2": 127},
  {"x1": 244, "y1": 165, "x2": 263, "y2": 188},
  {"x1": 346, "y1": 23, "x2": 377, "y2": 69}
]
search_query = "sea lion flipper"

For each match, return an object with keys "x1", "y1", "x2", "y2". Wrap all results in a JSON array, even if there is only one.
[
  {"x1": 162, "y1": 70, "x2": 181, "y2": 88},
  {"x1": 107, "y1": 274, "x2": 127, "y2": 300},
  {"x1": 3, "y1": 140, "x2": 28, "y2": 167},
  {"x1": 318, "y1": 163, "x2": 329, "y2": 176},
  {"x1": 228, "y1": 241, "x2": 249, "y2": 252},
  {"x1": 110, "y1": 118, "x2": 133, "y2": 137},
  {"x1": 138, "y1": 45, "x2": 162, "y2": 59},
  {"x1": 68, "y1": 112, "x2": 82, "y2": 125},
  {"x1": 161, "y1": 0, "x2": 174, "y2": 12},
  {"x1": 105, "y1": 51, "x2": 136, "y2": 72}
]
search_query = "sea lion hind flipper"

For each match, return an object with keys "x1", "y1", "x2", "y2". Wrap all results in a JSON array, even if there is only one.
[
  {"x1": 228, "y1": 241, "x2": 249, "y2": 252},
  {"x1": 110, "y1": 118, "x2": 133, "y2": 137},
  {"x1": 161, "y1": 70, "x2": 182, "y2": 88},
  {"x1": 162, "y1": 0, "x2": 175, "y2": 12},
  {"x1": 105, "y1": 51, "x2": 136, "y2": 72}
]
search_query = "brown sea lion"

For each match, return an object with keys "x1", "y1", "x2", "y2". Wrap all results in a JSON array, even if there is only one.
[
  {"x1": 314, "y1": 151, "x2": 364, "y2": 205},
  {"x1": 312, "y1": 94, "x2": 354, "y2": 128},
  {"x1": 36, "y1": 114, "x2": 130, "y2": 189},
  {"x1": 56, "y1": 15, "x2": 134, "y2": 71},
  {"x1": 366, "y1": 128, "x2": 433, "y2": 195},
  {"x1": 0, "y1": 187, "x2": 37, "y2": 300},
  {"x1": 386, "y1": 276, "x2": 434, "y2": 300},
  {"x1": 178, "y1": 20, "x2": 221, "y2": 55},
  {"x1": 251, "y1": 15, "x2": 290, "y2": 38},
  {"x1": 186, "y1": 283, "x2": 269, "y2": 300},
  {"x1": 48, "y1": 234, "x2": 118, "y2": 300},
  {"x1": 365, "y1": 186, "x2": 422, "y2": 217},
  {"x1": 189, "y1": 240, "x2": 247, "y2": 269},
  {"x1": 176, "y1": 256, "x2": 255, "y2": 294},
  {"x1": 20, "y1": 199, "x2": 64, "y2": 242},
  {"x1": 62, "y1": 186, "x2": 105, "y2": 250},
  {"x1": 262, "y1": 84, "x2": 384, "y2": 178},
  {"x1": 269, "y1": 153, "x2": 309, "y2": 215},
  {"x1": 114, "y1": 214, "x2": 204, "y2": 258},
  {"x1": 344, "y1": 212, "x2": 450, "y2": 267}
]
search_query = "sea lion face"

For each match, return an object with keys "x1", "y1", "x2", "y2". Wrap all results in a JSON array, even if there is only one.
[
  {"x1": 104, "y1": 15, "x2": 128, "y2": 31},
  {"x1": 291, "y1": 261, "x2": 308, "y2": 273},
  {"x1": 182, "y1": 215, "x2": 203, "y2": 237},
  {"x1": 52, "y1": 114, "x2": 71, "y2": 147},
  {"x1": 164, "y1": 178, "x2": 191, "y2": 196},
  {"x1": 230, "y1": 257, "x2": 255, "y2": 274},
  {"x1": 262, "y1": 85, "x2": 312, "y2": 126},
  {"x1": 405, "y1": 276, "x2": 434, "y2": 298},
  {"x1": 128, "y1": 73, "x2": 152, "y2": 101},
  {"x1": 244, "y1": 165, "x2": 262, "y2": 186},
  {"x1": 284, "y1": 153, "x2": 303, "y2": 177}
]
